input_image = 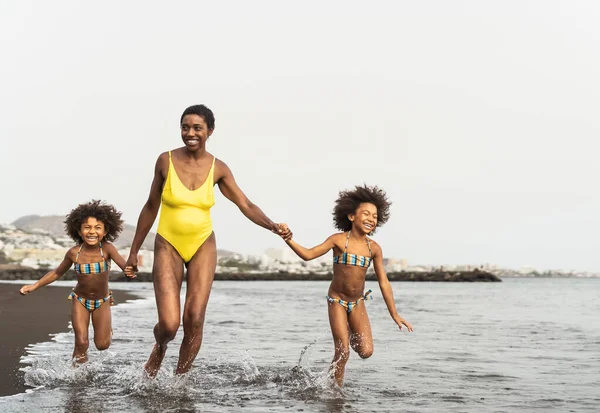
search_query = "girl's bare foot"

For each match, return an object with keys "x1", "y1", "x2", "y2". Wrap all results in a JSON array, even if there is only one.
[{"x1": 144, "y1": 343, "x2": 167, "y2": 378}]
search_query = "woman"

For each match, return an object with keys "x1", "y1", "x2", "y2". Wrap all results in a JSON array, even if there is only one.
[{"x1": 126, "y1": 104, "x2": 291, "y2": 377}]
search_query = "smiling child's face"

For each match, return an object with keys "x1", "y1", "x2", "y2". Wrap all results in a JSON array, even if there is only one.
[
  {"x1": 78, "y1": 217, "x2": 106, "y2": 246},
  {"x1": 348, "y1": 202, "x2": 378, "y2": 234}
]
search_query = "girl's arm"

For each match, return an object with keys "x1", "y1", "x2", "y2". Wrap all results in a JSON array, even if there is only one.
[
  {"x1": 104, "y1": 243, "x2": 136, "y2": 278},
  {"x1": 19, "y1": 253, "x2": 73, "y2": 295},
  {"x1": 216, "y1": 159, "x2": 291, "y2": 239},
  {"x1": 285, "y1": 235, "x2": 336, "y2": 261},
  {"x1": 372, "y1": 243, "x2": 414, "y2": 332},
  {"x1": 126, "y1": 153, "x2": 167, "y2": 270}
]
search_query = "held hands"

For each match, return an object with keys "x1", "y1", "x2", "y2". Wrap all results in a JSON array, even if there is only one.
[
  {"x1": 19, "y1": 284, "x2": 36, "y2": 295},
  {"x1": 393, "y1": 314, "x2": 414, "y2": 332},
  {"x1": 125, "y1": 254, "x2": 139, "y2": 274},
  {"x1": 124, "y1": 265, "x2": 137, "y2": 279},
  {"x1": 273, "y1": 223, "x2": 293, "y2": 241}
]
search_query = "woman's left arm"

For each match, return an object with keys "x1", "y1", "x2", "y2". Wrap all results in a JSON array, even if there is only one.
[
  {"x1": 216, "y1": 159, "x2": 288, "y2": 236},
  {"x1": 373, "y1": 243, "x2": 413, "y2": 331}
]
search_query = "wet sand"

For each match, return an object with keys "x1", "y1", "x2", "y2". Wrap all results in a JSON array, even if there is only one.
[{"x1": 0, "y1": 282, "x2": 138, "y2": 397}]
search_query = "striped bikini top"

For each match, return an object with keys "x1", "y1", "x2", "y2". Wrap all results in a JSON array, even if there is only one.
[
  {"x1": 74, "y1": 242, "x2": 111, "y2": 275},
  {"x1": 333, "y1": 232, "x2": 372, "y2": 268}
]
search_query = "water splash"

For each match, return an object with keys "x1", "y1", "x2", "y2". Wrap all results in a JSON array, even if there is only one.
[
  {"x1": 235, "y1": 350, "x2": 261, "y2": 383},
  {"x1": 297, "y1": 338, "x2": 318, "y2": 367},
  {"x1": 23, "y1": 353, "x2": 114, "y2": 388}
]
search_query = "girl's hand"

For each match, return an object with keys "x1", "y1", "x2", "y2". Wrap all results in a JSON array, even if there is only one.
[
  {"x1": 393, "y1": 314, "x2": 414, "y2": 332},
  {"x1": 20, "y1": 285, "x2": 35, "y2": 295},
  {"x1": 124, "y1": 266, "x2": 137, "y2": 279}
]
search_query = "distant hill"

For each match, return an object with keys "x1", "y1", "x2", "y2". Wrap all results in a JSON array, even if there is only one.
[
  {"x1": 11, "y1": 215, "x2": 155, "y2": 250},
  {"x1": 12, "y1": 215, "x2": 66, "y2": 236}
]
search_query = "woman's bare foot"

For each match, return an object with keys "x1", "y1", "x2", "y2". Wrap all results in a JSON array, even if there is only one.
[
  {"x1": 71, "y1": 353, "x2": 88, "y2": 367},
  {"x1": 144, "y1": 343, "x2": 167, "y2": 378}
]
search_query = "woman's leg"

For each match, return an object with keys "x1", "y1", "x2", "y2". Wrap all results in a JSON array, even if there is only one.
[
  {"x1": 347, "y1": 301, "x2": 374, "y2": 359},
  {"x1": 328, "y1": 300, "x2": 351, "y2": 387},
  {"x1": 71, "y1": 299, "x2": 91, "y2": 364},
  {"x1": 90, "y1": 298, "x2": 112, "y2": 351},
  {"x1": 175, "y1": 232, "x2": 217, "y2": 375},
  {"x1": 144, "y1": 235, "x2": 185, "y2": 377}
]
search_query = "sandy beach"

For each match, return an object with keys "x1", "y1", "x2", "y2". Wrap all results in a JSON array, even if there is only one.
[{"x1": 0, "y1": 282, "x2": 137, "y2": 397}]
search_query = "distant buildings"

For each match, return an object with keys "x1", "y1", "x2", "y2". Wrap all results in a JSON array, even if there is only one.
[
  {"x1": 0, "y1": 223, "x2": 598, "y2": 277},
  {"x1": 0, "y1": 224, "x2": 155, "y2": 271}
]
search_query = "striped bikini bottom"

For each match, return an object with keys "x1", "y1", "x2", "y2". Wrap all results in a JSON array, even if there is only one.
[
  {"x1": 326, "y1": 289, "x2": 373, "y2": 313},
  {"x1": 68, "y1": 289, "x2": 114, "y2": 312}
]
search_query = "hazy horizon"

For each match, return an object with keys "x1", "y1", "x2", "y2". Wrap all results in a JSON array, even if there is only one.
[{"x1": 1, "y1": 1, "x2": 599, "y2": 271}]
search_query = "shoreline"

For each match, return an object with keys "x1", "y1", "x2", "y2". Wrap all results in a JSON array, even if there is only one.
[
  {"x1": 0, "y1": 282, "x2": 139, "y2": 397},
  {"x1": 0, "y1": 268, "x2": 502, "y2": 282}
]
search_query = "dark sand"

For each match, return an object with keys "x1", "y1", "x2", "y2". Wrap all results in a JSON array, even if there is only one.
[{"x1": 0, "y1": 282, "x2": 138, "y2": 397}]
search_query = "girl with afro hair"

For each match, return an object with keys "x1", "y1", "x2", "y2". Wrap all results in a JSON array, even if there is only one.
[
  {"x1": 20, "y1": 200, "x2": 136, "y2": 365},
  {"x1": 284, "y1": 184, "x2": 413, "y2": 387}
]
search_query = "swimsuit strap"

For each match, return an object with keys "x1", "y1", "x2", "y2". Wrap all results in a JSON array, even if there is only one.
[
  {"x1": 344, "y1": 231, "x2": 350, "y2": 253},
  {"x1": 75, "y1": 244, "x2": 83, "y2": 263},
  {"x1": 75, "y1": 242, "x2": 105, "y2": 264},
  {"x1": 99, "y1": 241, "x2": 105, "y2": 262},
  {"x1": 344, "y1": 231, "x2": 372, "y2": 257}
]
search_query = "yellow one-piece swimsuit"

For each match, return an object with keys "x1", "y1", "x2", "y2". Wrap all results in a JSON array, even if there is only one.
[{"x1": 157, "y1": 151, "x2": 216, "y2": 262}]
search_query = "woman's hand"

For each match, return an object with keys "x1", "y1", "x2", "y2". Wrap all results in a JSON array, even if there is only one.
[
  {"x1": 125, "y1": 254, "x2": 139, "y2": 273},
  {"x1": 124, "y1": 265, "x2": 137, "y2": 279},
  {"x1": 274, "y1": 223, "x2": 293, "y2": 241}
]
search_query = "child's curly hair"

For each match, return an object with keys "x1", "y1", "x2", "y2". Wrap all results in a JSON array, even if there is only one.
[
  {"x1": 64, "y1": 200, "x2": 124, "y2": 243},
  {"x1": 332, "y1": 184, "x2": 391, "y2": 233}
]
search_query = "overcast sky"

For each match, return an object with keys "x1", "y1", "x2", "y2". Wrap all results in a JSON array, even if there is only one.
[{"x1": 1, "y1": 1, "x2": 598, "y2": 271}]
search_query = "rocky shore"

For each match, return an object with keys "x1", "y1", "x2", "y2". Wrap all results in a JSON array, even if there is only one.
[{"x1": 0, "y1": 267, "x2": 501, "y2": 282}]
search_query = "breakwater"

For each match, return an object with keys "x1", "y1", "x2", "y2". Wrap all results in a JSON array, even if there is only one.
[{"x1": 1, "y1": 268, "x2": 501, "y2": 282}]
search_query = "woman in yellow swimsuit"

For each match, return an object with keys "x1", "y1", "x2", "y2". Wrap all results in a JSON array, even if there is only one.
[
  {"x1": 20, "y1": 200, "x2": 136, "y2": 364},
  {"x1": 126, "y1": 104, "x2": 292, "y2": 377},
  {"x1": 283, "y1": 185, "x2": 413, "y2": 387}
]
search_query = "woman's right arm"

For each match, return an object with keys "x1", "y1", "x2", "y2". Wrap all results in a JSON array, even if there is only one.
[
  {"x1": 126, "y1": 154, "x2": 166, "y2": 269},
  {"x1": 285, "y1": 235, "x2": 336, "y2": 261},
  {"x1": 20, "y1": 253, "x2": 73, "y2": 295}
]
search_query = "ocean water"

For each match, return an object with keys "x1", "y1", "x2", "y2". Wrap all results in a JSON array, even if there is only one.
[{"x1": 1, "y1": 278, "x2": 599, "y2": 413}]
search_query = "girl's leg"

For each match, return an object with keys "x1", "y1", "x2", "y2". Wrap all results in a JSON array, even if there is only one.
[
  {"x1": 90, "y1": 299, "x2": 112, "y2": 351},
  {"x1": 176, "y1": 232, "x2": 217, "y2": 375},
  {"x1": 347, "y1": 301, "x2": 374, "y2": 359},
  {"x1": 328, "y1": 300, "x2": 351, "y2": 387},
  {"x1": 145, "y1": 235, "x2": 185, "y2": 377},
  {"x1": 71, "y1": 299, "x2": 91, "y2": 364}
]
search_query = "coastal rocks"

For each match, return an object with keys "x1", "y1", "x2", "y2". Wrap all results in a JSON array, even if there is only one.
[
  {"x1": 0, "y1": 268, "x2": 501, "y2": 282},
  {"x1": 386, "y1": 270, "x2": 501, "y2": 282}
]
